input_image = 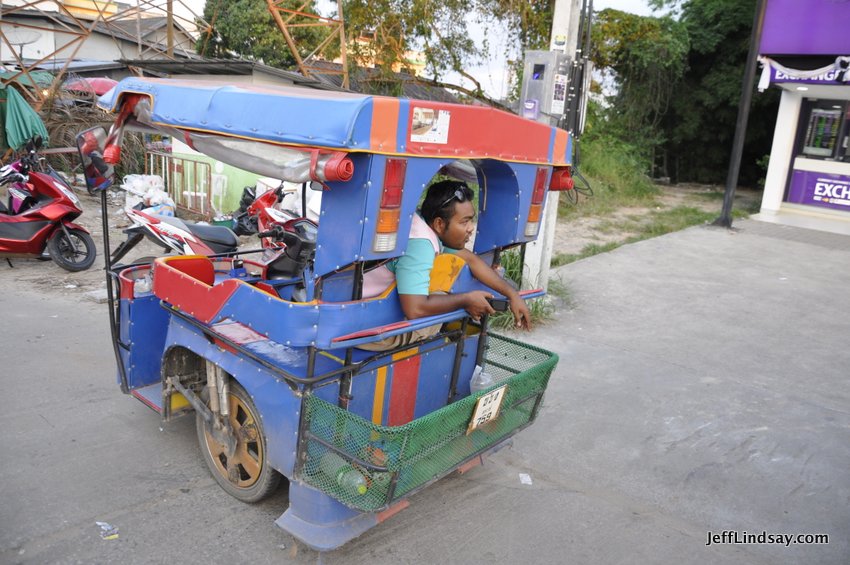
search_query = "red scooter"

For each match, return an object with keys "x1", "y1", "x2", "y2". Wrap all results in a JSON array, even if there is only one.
[
  {"x1": 244, "y1": 181, "x2": 316, "y2": 249},
  {"x1": 0, "y1": 137, "x2": 96, "y2": 271}
]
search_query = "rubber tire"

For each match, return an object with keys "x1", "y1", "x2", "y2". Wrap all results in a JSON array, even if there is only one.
[
  {"x1": 47, "y1": 228, "x2": 96, "y2": 272},
  {"x1": 196, "y1": 380, "x2": 282, "y2": 503}
]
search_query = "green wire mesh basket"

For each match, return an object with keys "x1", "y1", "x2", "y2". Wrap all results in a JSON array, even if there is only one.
[{"x1": 298, "y1": 333, "x2": 559, "y2": 512}]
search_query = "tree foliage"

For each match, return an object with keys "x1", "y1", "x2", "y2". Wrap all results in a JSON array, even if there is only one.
[
  {"x1": 589, "y1": 9, "x2": 688, "y2": 166},
  {"x1": 194, "y1": 0, "x2": 553, "y2": 102},
  {"x1": 197, "y1": 0, "x2": 329, "y2": 68},
  {"x1": 343, "y1": 0, "x2": 553, "y2": 99},
  {"x1": 653, "y1": 0, "x2": 779, "y2": 184},
  {"x1": 590, "y1": 0, "x2": 780, "y2": 186}
]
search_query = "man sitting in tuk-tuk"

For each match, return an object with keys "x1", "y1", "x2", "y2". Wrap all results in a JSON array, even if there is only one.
[{"x1": 361, "y1": 180, "x2": 531, "y2": 350}]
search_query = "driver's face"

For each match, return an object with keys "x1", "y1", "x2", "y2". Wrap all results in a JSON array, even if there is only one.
[{"x1": 436, "y1": 200, "x2": 475, "y2": 250}]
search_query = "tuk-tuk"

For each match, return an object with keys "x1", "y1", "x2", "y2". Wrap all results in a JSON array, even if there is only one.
[{"x1": 77, "y1": 77, "x2": 567, "y2": 551}]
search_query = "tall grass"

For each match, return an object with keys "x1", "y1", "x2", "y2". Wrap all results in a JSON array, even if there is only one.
[
  {"x1": 560, "y1": 136, "x2": 659, "y2": 220},
  {"x1": 488, "y1": 249, "x2": 567, "y2": 330}
]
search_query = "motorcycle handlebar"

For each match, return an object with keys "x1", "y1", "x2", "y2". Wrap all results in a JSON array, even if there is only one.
[{"x1": 0, "y1": 171, "x2": 26, "y2": 186}]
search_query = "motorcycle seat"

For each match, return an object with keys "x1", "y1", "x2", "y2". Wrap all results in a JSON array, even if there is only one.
[
  {"x1": 157, "y1": 215, "x2": 239, "y2": 248},
  {"x1": 185, "y1": 223, "x2": 239, "y2": 248}
]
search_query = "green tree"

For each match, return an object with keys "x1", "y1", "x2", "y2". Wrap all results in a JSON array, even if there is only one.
[
  {"x1": 197, "y1": 0, "x2": 329, "y2": 68},
  {"x1": 589, "y1": 9, "x2": 689, "y2": 171},
  {"x1": 652, "y1": 0, "x2": 780, "y2": 184},
  {"x1": 343, "y1": 0, "x2": 553, "y2": 100}
]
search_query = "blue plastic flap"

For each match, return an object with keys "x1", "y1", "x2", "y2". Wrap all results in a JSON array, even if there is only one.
[{"x1": 100, "y1": 77, "x2": 373, "y2": 150}]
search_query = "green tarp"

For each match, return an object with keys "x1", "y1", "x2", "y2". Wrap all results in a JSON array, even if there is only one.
[
  {"x1": 0, "y1": 86, "x2": 49, "y2": 151},
  {"x1": 0, "y1": 69, "x2": 53, "y2": 89}
]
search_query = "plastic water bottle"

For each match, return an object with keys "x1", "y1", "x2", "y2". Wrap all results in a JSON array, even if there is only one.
[
  {"x1": 134, "y1": 273, "x2": 152, "y2": 295},
  {"x1": 319, "y1": 451, "x2": 368, "y2": 496},
  {"x1": 470, "y1": 364, "x2": 495, "y2": 394}
]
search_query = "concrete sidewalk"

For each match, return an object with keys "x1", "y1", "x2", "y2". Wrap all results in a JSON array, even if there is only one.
[
  {"x1": 1, "y1": 218, "x2": 847, "y2": 564},
  {"x1": 521, "y1": 218, "x2": 850, "y2": 564}
]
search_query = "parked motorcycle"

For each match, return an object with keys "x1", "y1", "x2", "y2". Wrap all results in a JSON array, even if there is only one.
[
  {"x1": 110, "y1": 204, "x2": 240, "y2": 264},
  {"x1": 0, "y1": 136, "x2": 96, "y2": 271},
  {"x1": 244, "y1": 181, "x2": 320, "y2": 249}
]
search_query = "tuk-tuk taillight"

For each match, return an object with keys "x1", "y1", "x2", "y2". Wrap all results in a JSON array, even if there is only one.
[
  {"x1": 524, "y1": 167, "x2": 549, "y2": 236},
  {"x1": 373, "y1": 158, "x2": 407, "y2": 252},
  {"x1": 549, "y1": 166, "x2": 574, "y2": 192}
]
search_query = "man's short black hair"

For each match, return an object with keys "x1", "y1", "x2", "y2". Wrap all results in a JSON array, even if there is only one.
[{"x1": 421, "y1": 180, "x2": 474, "y2": 225}]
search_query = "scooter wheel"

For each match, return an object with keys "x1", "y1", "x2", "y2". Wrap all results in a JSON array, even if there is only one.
[
  {"x1": 47, "y1": 228, "x2": 96, "y2": 272},
  {"x1": 196, "y1": 379, "x2": 282, "y2": 503}
]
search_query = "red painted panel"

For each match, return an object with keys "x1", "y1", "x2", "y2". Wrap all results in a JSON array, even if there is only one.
[
  {"x1": 405, "y1": 102, "x2": 554, "y2": 163},
  {"x1": 387, "y1": 354, "x2": 421, "y2": 426},
  {"x1": 151, "y1": 256, "x2": 236, "y2": 324}
]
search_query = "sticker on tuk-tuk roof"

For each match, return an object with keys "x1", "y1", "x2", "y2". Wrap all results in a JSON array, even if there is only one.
[{"x1": 410, "y1": 107, "x2": 450, "y2": 144}]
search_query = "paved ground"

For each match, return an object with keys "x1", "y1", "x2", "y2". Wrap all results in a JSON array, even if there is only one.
[{"x1": 0, "y1": 218, "x2": 847, "y2": 564}]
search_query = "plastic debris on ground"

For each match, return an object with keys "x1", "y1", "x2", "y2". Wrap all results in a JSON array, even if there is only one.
[
  {"x1": 96, "y1": 521, "x2": 119, "y2": 540},
  {"x1": 519, "y1": 473, "x2": 533, "y2": 486}
]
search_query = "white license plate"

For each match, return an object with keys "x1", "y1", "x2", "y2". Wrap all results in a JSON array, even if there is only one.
[{"x1": 467, "y1": 385, "x2": 507, "y2": 433}]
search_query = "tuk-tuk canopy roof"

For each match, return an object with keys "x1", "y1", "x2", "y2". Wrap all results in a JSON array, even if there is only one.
[{"x1": 99, "y1": 77, "x2": 571, "y2": 166}]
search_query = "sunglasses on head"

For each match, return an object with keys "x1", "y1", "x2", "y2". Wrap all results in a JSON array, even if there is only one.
[{"x1": 438, "y1": 187, "x2": 470, "y2": 209}]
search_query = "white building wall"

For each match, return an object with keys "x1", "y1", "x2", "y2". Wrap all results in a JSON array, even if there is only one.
[
  {"x1": 0, "y1": 21, "x2": 56, "y2": 61},
  {"x1": 1, "y1": 18, "x2": 134, "y2": 62},
  {"x1": 761, "y1": 89, "x2": 802, "y2": 213}
]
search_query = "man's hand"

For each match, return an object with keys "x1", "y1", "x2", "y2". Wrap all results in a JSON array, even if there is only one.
[
  {"x1": 463, "y1": 290, "x2": 496, "y2": 320},
  {"x1": 509, "y1": 296, "x2": 532, "y2": 330}
]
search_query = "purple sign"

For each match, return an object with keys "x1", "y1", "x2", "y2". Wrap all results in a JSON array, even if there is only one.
[
  {"x1": 760, "y1": 0, "x2": 850, "y2": 56},
  {"x1": 787, "y1": 170, "x2": 850, "y2": 212},
  {"x1": 769, "y1": 66, "x2": 845, "y2": 85},
  {"x1": 521, "y1": 99, "x2": 539, "y2": 120}
]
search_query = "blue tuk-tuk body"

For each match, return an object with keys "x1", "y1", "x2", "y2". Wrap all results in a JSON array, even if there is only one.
[{"x1": 91, "y1": 78, "x2": 565, "y2": 551}]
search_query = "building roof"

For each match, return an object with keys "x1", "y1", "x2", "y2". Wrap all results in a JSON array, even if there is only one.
[
  {"x1": 119, "y1": 58, "x2": 343, "y2": 91},
  {"x1": 305, "y1": 60, "x2": 460, "y2": 104},
  {"x1": 1, "y1": 6, "x2": 201, "y2": 59},
  {"x1": 108, "y1": 16, "x2": 179, "y2": 39}
]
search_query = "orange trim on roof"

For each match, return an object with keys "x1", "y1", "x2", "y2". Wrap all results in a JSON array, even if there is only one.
[
  {"x1": 552, "y1": 129, "x2": 568, "y2": 166},
  {"x1": 370, "y1": 97, "x2": 401, "y2": 153}
]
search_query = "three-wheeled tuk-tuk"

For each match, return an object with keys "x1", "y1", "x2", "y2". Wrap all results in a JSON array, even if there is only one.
[{"x1": 78, "y1": 77, "x2": 570, "y2": 551}]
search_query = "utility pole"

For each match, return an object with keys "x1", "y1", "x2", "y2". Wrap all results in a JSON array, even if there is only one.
[
  {"x1": 166, "y1": 0, "x2": 174, "y2": 57},
  {"x1": 522, "y1": 0, "x2": 582, "y2": 290},
  {"x1": 714, "y1": 0, "x2": 766, "y2": 227}
]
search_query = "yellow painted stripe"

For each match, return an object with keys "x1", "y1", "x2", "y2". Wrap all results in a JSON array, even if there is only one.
[
  {"x1": 372, "y1": 366, "x2": 388, "y2": 425},
  {"x1": 392, "y1": 347, "x2": 419, "y2": 362}
]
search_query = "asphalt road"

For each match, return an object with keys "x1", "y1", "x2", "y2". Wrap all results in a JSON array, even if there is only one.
[{"x1": 1, "y1": 219, "x2": 847, "y2": 564}]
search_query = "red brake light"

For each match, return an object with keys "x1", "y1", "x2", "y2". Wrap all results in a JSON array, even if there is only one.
[
  {"x1": 374, "y1": 158, "x2": 407, "y2": 251},
  {"x1": 532, "y1": 167, "x2": 548, "y2": 204},
  {"x1": 525, "y1": 167, "x2": 549, "y2": 237},
  {"x1": 380, "y1": 158, "x2": 406, "y2": 208},
  {"x1": 549, "y1": 167, "x2": 574, "y2": 191}
]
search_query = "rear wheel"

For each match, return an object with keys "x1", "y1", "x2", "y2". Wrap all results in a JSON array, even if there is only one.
[
  {"x1": 196, "y1": 380, "x2": 281, "y2": 502},
  {"x1": 47, "y1": 228, "x2": 96, "y2": 271}
]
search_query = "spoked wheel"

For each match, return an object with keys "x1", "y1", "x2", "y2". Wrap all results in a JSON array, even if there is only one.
[
  {"x1": 196, "y1": 380, "x2": 281, "y2": 502},
  {"x1": 47, "y1": 228, "x2": 96, "y2": 271}
]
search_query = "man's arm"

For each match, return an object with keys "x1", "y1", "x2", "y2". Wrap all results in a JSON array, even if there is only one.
[
  {"x1": 394, "y1": 240, "x2": 495, "y2": 320},
  {"x1": 456, "y1": 249, "x2": 532, "y2": 330},
  {"x1": 399, "y1": 291, "x2": 494, "y2": 321}
]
